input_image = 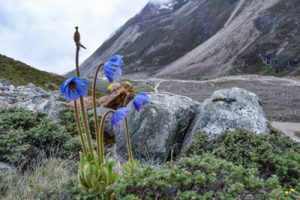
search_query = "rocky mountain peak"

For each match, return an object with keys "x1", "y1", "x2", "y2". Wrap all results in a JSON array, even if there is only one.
[{"x1": 70, "y1": 0, "x2": 300, "y2": 79}]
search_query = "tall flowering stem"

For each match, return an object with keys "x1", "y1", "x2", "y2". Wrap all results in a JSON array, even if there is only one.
[
  {"x1": 74, "y1": 101, "x2": 88, "y2": 156},
  {"x1": 123, "y1": 94, "x2": 137, "y2": 163},
  {"x1": 98, "y1": 110, "x2": 114, "y2": 164},
  {"x1": 124, "y1": 118, "x2": 134, "y2": 162},
  {"x1": 74, "y1": 27, "x2": 94, "y2": 160},
  {"x1": 123, "y1": 93, "x2": 136, "y2": 107},
  {"x1": 92, "y1": 62, "x2": 105, "y2": 164},
  {"x1": 98, "y1": 110, "x2": 134, "y2": 164}
]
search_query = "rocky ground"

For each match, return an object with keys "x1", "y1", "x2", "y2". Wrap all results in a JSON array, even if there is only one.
[
  {"x1": 132, "y1": 75, "x2": 300, "y2": 122},
  {"x1": 132, "y1": 75, "x2": 300, "y2": 142},
  {"x1": 0, "y1": 79, "x2": 65, "y2": 118}
]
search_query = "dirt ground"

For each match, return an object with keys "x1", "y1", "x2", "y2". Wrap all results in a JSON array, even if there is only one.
[{"x1": 271, "y1": 122, "x2": 300, "y2": 142}]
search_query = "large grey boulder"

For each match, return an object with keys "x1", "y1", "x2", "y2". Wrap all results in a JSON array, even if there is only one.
[
  {"x1": 114, "y1": 93, "x2": 198, "y2": 162},
  {"x1": 0, "y1": 80, "x2": 65, "y2": 118},
  {"x1": 183, "y1": 87, "x2": 269, "y2": 146}
]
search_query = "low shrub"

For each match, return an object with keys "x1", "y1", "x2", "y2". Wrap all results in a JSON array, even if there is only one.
[
  {"x1": 114, "y1": 155, "x2": 287, "y2": 199},
  {"x1": 0, "y1": 108, "x2": 80, "y2": 167},
  {"x1": 183, "y1": 128, "x2": 300, "y2": 187},
  {"x1": 58, "y1": 107, "x2": 95, "y2": 137}
]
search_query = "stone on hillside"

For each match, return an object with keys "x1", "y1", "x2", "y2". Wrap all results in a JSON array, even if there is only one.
[
  {"x1": 183, "y1": 87, "x2": 269, "y2": 146},
  {"x1": 114, "y1": 93, "x2": 198, "y2": 162},
  {"x1": 0, "y1": 81, "x2": 65, "y2": 118}
]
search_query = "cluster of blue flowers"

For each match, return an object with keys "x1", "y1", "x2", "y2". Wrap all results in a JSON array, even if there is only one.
[{"x1": 61, "y1": 55, "x2": 150, "y2": 128}]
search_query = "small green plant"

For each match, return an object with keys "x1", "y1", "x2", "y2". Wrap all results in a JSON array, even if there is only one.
[{"x1": 78, "y1": 154, "x2": 118, "y2": 198}]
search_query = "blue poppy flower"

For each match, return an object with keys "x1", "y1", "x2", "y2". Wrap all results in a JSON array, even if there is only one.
[
  {"x1": 108, "y1": 55, "x2": 124, "y2": 68},
  {"x1": 111, "y1": 107, "x2": 130, "y2": 128},
  {"x1": 103, "y1": 55, "x2": 124, "y2": 83},
  {"x1": 133, "y1": 93, "x2": 150, "y2": 112},
  {"x1": 60, "y1": 77, "x2": 89, "y2": 100}
]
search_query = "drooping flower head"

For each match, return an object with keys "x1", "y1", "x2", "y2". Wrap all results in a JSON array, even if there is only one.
[
  {"x1": 103, "y1": 62, "x2": 115, "y2": 83},
  {"x1": 103, "y1": 55, "x2": 124, "y2": 83},
  {"x1": 108, "y1": 55, "x2": 124, "y2": 68},
  {"x1": 111, "y1": 107, "x2": 130, "y2": 128},
  {"x1": 133, "y1": 93, "x2": 150, "y2": 112},
  {"x1": 60, "y1": 77, "x2": 89, "y2": 100}
]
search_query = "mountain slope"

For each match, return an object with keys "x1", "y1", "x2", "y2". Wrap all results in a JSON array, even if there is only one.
[
  {"x1": 73, "y1": 0, "x2": 240, "y2": 77},
  {"x1": 0, "y1": 54, "x2": 64, "y2": 90},
  {"x1": 76, "y1": 0, "x2": 300, "y2": 79},
  {"x1": 157, "y1": 0, "x2": 279, "y2": 78}
]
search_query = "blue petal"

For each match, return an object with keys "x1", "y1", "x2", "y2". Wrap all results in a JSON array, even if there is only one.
[
  {"x1": 133, "y1": 93, "x2": 150, "y2": 112},
  {"x1": 114, "y1": 67, "x2": 122, "y2": 78},
  {"x1": 74, "y1": 77, "x2": 90, "y2": 88},
  {"x1": 60, "y1": 77, "x2": 76, "y2": 95},
  {"x1": 64, "y1": 86, "x2": 71, "y2": 100},
  {"x1": 108, "y1": 55, "x2": 124, "y2": 68},
  {"x1": 104, "y1": 62, "x2": 115, "y2": 83},
  {"x1": 76, "y1": 84, "x2": 88, "y2": 97},
  {"x1": 67, "y1": 86, "x2": 73, "y2": 100},
  {"x1": 111, "y1": 107, "x2": 130, "y2": 128},
  {"x1": 70, "y1": 89, "x2": 80, "y2": 100}
]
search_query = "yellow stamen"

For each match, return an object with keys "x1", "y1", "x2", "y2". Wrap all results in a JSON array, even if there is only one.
[
  {"x1": 69, "y1": 82, "x2": 77, "y2": 90},
  {"x1": 290, "y1": 188, "x2": 295, "y2": 193},
  {"x1": 285, "y1": 191, "x2": 289, "y2": 196}
]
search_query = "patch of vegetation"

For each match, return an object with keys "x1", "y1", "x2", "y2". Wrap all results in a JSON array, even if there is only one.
[
  {"x1": 0, "y1": 54, "x2": 64, "y2": 90},
  {"x1": 0, "y1": 158, "x2": 76, "y2": 200},
  {"x1": 0, "y1": 108, "x2": 80, "y2": 167},
  {"x1": 58, "y1": 107, "x2": 97, "y2": 139},
  {"x1": 114, "y1": 155, "x2": 291, "y2": 199},
  {"x1": 183, "y1": 128, "x2": 300, "y2": 187}
]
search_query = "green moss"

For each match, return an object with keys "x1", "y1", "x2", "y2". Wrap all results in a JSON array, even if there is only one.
[{"x1": 0, "y1": 54, "x2": 64, "y2": 90}]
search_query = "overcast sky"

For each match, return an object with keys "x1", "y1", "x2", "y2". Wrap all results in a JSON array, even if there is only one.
[{"x1": 0, "y1": 0, "x2": 171, "y2": 75}]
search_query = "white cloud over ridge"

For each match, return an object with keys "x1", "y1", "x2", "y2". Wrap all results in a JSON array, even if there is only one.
[{"x1": 0, "y1": 0, "x2": 149, "y2": 74}]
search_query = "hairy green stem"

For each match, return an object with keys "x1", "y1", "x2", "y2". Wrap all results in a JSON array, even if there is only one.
[
  {"x1": 74, "y1": 101, "x2": 88, "y2": 156},
  {"x1": 123, "y1": 93, "x2": 136, "y2": 107},
  {"x1": 125, "y1": 118, "x2": 134, "y2": 162},
  {"x1": 79, "y1": 96, "x2": 94, "y2": 159},
  {"x1": 92, "y1": 63, "x2": 104, "y2": 164},
  {"x1": 123, "y1": 93, "x2": 136, "y2": 162},
  {"x1": 75, "y1": 45, "x2": 80, "y2": 77},
  {"x1": 98, "y1": 110, "x2": 114, "y2": 164},
  {"x1": 99, "y1": 110, "x2": 134, "y2": 163},
  {"x1": 74, "y1": 38, "x2": 94, "y2": 159}
]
